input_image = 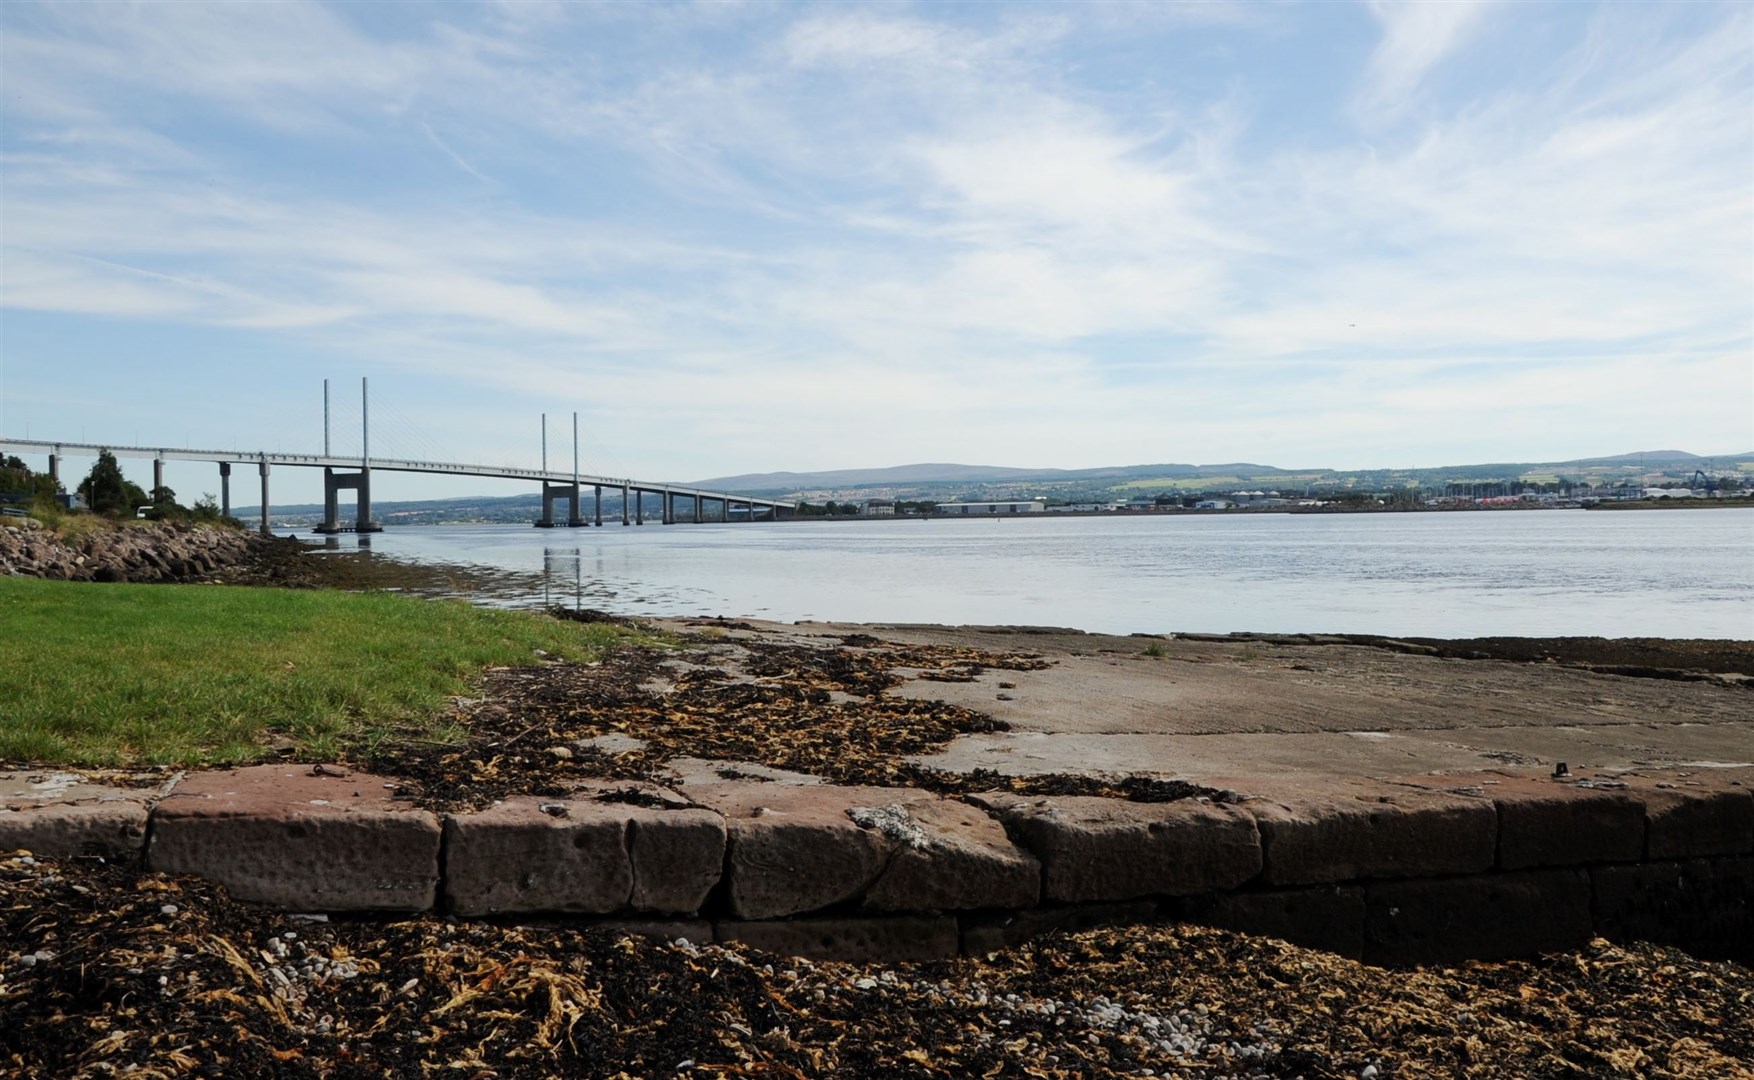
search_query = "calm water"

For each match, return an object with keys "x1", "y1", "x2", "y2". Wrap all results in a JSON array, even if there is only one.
[{"x1": 306, "y1": 508, "x2": 1754, "y2": 639}]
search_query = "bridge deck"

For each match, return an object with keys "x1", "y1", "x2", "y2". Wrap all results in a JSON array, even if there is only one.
[{"x1": 0, "y1": 438, "x2": 794, "y2": 510}]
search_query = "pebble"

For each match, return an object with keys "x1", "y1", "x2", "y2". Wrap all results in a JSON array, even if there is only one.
[
  {"x1": 1360, "y1": 1066, "x2": 1379, "y2": 1079},
  {"x1": 160, "y1": 904, "x2": 179, "y2": 916}
]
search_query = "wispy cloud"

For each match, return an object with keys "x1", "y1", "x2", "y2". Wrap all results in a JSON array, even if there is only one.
[
  {"x1": 1357, "y1": 0, "x2": 1500, "y2": 120},
  {"x1": 0, "y1": 0, "x2": 1748, "y2": 479}
]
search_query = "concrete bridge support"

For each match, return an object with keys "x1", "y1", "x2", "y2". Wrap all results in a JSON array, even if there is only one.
[
  {"x1": 258, "y1": 460, "x2": 271, "y2": 535},
  {"x1": 536, "y1": 483, "x2": 585, "y2": 528},
  {"x1": 692, "y1": 494, "x2": 701, "y2": 524},
  {"x1": 47, "y1": 453, "x2": 59, "y2": 486},
  {"x1": 219, "y1": 463, "x2": 231, "y2": 518},
  {"x1": 663, "y1": 491, "x2": 675, "y2": 525},
  {"x1": 153, "y1": 458, "x2": 164, "y2": 498},
  {"x1": 594, "y1": 485, "x2": 603, "y2": 526},
  {"x1": 634, "y1": 489, "x2": 644, "y2": 525},
  {"x1": 314, "y1": 467, "x2": 381, "y2": 534},
  {"x1": 621, "y1": 484, "x2": 631, "y2": 526}
]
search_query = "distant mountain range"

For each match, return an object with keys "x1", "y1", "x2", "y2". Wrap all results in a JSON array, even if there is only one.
[{"x1": 239, "y1": 449, "x2": 1752, "y2": 522}]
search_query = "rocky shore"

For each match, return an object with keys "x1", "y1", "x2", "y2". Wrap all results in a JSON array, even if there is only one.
[{"x1": 0, "y1": 519, "x2": 303, "y2": 585}]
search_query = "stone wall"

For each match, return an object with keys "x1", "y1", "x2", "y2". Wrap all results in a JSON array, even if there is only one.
[{"x1": 3, "y1": 764, "x2": 1748, "y2": 967}]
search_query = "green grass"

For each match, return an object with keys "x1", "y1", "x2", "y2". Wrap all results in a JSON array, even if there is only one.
[{"x1": 0, "y1": 578, "x2": 644, "y2": 766}]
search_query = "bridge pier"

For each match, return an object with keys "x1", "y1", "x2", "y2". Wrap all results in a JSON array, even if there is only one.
[
  {"x1": 635, "y1": 489, "x2": 644, "y2": 525},
  {"x1": 314, "y1": 467, "x2": 381, "y2": 534},
  {"x1": 621, "y1": 484, "x2": 631, "y2": 526},
  {"x1": 153, "y1": 458, "x2": 164, "y2": 498},
  {"x1": 536, "y1": 483, "x2": 585, "y2": 528},
  {"x1": 594, "y1": 485, "x2": 602, "y2": 526},
  {"x1": 219, "y1": 463, "x2": 231, "y2": 518},
  {"x1": 258, "y1": 460, "x2": 271, "y2": 535},
  {"x1": 663, "y1": 491, "x2": 674, "y2": 525},
  {"x1": 692, "y1": 494, "x2": 701, "y2": 523},
  {"x1": 47, "y1": 453, "x2": 58, "y2": 486}
]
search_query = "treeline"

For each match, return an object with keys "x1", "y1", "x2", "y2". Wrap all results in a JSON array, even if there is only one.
[{"x1": 2, "y1": 451, "x2": 237, "y2": 526}]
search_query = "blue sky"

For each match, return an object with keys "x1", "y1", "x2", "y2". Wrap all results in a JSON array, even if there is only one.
[{"x1": 2, "y1": 0, "x2": 1750, "y2": 504}]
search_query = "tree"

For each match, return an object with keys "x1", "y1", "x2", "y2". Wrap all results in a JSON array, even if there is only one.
[
  {"x1": 78, "y1": 450, "x2": 149, "y2": 516},
  {"x1": 0, "y1": 456, "x2": 60, "y2": 501}
]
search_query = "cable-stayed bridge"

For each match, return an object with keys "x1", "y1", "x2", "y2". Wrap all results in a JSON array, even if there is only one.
[{"x1": 1, "y1": 382, "x2": 794, "y2": 533}]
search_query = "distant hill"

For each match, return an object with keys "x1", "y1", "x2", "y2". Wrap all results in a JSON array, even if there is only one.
[{"x1": 237, "y1": 449, "x2": 1753, "y2": 519}]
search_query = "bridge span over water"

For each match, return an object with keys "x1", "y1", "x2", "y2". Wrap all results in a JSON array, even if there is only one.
[{"x1": 0, "y1": 437, "x2": 796, "y2": 534}]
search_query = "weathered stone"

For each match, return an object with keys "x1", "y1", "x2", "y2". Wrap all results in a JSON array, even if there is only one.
[
  {"x1": 444, "y1": 797, "x2": 632, "y2": 917},
  {"x1": 0, "y1": 803, "x2": 149, "y2": 859},
  {"x1": 1177, "y1": 885, "x2": 1365, "y2": 959},
  {"x1": 445, "y1": 782, "x2": 723, "y2": 916},
  {"x1": 690, "y1": 784, "x2": 892, "y2": 919},
  {"x1": 1240, "y1": 781, "x2": 1496, "y2": 885},
  {"x1": 970, "y1": 793, "x2": 1261, "y2": 903},
  {"x1": 0, "y1": 771, "x2": 156, "y2": 859},
  {"x1": 959, "y1": 901, "x2": 1159, "y2": 956},
  {"x1": 858, "y1": 796, "x2": 1040, "y2": 912},
  {"x1": 1364, "y1": 870, "x2": 1593, "y2": 966},
  {"x1": 1486, "y1": 775, "x2": 1648, "y2": 869},
  {"x1": 628, "y1": 806, "x2": 727, "y2": 914},
  {"x1": 148, "y1": 765, "x2": 439, "y2": 911},
  {"x1": 691, "y1": 782, "x2": 1037, "y2": 919},
  {"x1": 718, "y1": 916, "x2": 960, "y2": 962},
  {"x1": 1616, "y1": 770, "x2": 1754, "y2": 859},
  {"x1": 1591, "y1": 856, "x2": 1753, "y2": 965}
]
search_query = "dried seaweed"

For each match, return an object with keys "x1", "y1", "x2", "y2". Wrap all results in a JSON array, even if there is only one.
[
  {"x1": 354, "y1": 634, "x2": 1070, "y2": 811},
  {"x1": 4, "y1": 853, "x2": 1750, "y2": 1079}
]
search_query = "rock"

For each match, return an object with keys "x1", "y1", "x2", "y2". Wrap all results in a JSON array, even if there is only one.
[
  {"x1": 1484, "y1": 774, "x2": 1648, "y2": 869},
  {"x1": 148, "y1": 765, "x2": 440, "y2": 911},
  {"x1": 0, "y1": 771, "x2": 155, "y2": 859},
  {"x1": 1364, "y1": 869, "x2": 1593, "y2": 965},
  {"x1": 1239, "y1": 779, "x2": 1497, "y2": 884},
  {"x1": 1617, "y1": 769, "x2": 1754, "y2": 859},
  {"x1": 970, "y1": 792, "x2": 1262, "y2": 903},
  {"x1": 444, "y1": 783, "x2": 725, "y2": 917},
  {"x1": 689, "y1": 782, "x2": 1038, "y2": 919}
]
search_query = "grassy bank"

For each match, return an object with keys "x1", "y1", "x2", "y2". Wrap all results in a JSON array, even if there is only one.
[{"x1": 0, "y1": 578, "x2": 643, "y2": 766}]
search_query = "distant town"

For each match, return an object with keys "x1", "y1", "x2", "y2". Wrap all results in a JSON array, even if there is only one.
[{"x1": 125, "y1": 448, "x2": 1749, "y2": 527}]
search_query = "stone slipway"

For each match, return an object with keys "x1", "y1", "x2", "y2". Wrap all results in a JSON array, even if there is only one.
[
  {"x1": 3, "y1": 761, "x2": 1748, "y2": 968},
  {"x1": 4, "y1": 620, "x2": 1750, "y2": 966}
]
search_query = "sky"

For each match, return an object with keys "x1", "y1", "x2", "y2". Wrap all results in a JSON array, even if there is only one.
[{"x1": 1, "y1": 0, "x2": 1751, "y2": 504}]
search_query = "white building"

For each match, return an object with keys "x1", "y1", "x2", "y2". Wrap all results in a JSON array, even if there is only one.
[{"x1": 938, "y1": 499, "x2": 1046, "y2": 515}]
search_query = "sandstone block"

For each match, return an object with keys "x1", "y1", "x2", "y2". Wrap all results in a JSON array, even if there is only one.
[
  {"x1": 0, "y1": 803, "x2": 149, "y2": 859},
  {"x1": 445, "y1": 797, "x2": 632, "y2": 917},
  {"x1": 0, "y1": 771, "x2": 156, "y2": 859},
  {"x1": 628, "y1": 805, "x2": 727, "y2": 913},
  {"x1": 858, "y1": 795, "x2": 1039, "y2": 912},
  {"x1": 1473, "y1": 774, "x2": 1646, "y2": 869},
  {"x1": 148, "y1": 765, "x2": 439, "y2": 911},
  {"x1": 445, "y1": 783, "x2": 725, "y2": 917},
  {"x1": 1618, "y1": 770, "x2": 1754, "y2": 859},
  {"x1": 971, "y1": 793, "x2": 1261, "y2": 903},
  {"x1": 1591, "y1": 856, "x2": 1752, "y2": 965},
  {"x1": 1364, "y1": 869, "x2": 1592, "y2": 966},
  {"x1": 1177, "y1": 885, "x2": 1365, "y2": 959},
  {"x1": 718, "y1": 915, "x2": 960, "y2": 962},
  {"x1": 691, "y1": 782, "x2": 1036, "y2": 919},
  {"x1": 1241, "y1": 781, "x2": 1496, "y2": 885}
]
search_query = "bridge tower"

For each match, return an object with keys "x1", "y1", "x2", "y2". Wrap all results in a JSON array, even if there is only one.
[{"x1": 314, "y1": 377, "x2": 382, "y2": 534}]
